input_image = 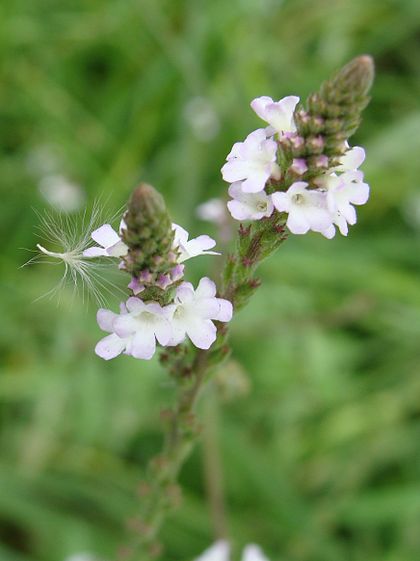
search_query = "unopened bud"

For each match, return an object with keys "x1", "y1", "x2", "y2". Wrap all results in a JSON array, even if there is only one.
[{"x1": 122, "y1": 183, "x2": 176, "y2": 276}]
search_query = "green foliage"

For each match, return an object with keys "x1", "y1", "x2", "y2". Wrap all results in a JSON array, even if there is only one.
[{"x1": 1, "y1": 0, "x2": 420, "y2": 560}]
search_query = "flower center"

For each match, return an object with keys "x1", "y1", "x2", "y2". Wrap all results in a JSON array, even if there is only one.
[
  {"x1": 256, "y1": 202, "x2": 267, "y2": 212},
  {"x1": 292, "y1": 193, "x2": 305, "y2": 205},
  {"x1": 140, "y1": 311, "x2": 158, "y2": 324},
  {"x1": 174, "y1": 306, "x2": 187, "y2": 320}
]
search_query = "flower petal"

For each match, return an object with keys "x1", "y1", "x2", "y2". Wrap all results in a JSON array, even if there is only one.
[
  {"x1": 187, "y1": 319, "x2": 217, "y2": 350},
  {"x1": 348, "y1": 181, "x2": 370, "y2": 205},
  {"x1": 91, "y1": 224, "x2": 121, "y2": 248},
  {"x1": 175, "y1": 283, "x2": 195, "y2": 304},
  {"x1": 154, "y1": 318, "x2": 173, "y2": 346},
  {"x1": 215, "y1": 298, "x2": 233, "y2": 322},
  {"x1": 107, "y1": 240, "x2": 128, "y2": 257},
  {"x1": 113, "y1": 314, "x2": 140, "y2": 338},
  {"x1": 172, "y1": 223, "x2": 189, "y2": 245},
  {"x1": 271, "y1": 191, "x2": 290, "y2": 212},
  {"x1": 130, "y1": 328, "x2": 156, "y2": 360},
  {"x1": 83, "y1": 247, "x2": 108, "y2": 257},
  {"x1": 287, "y1": 208, "x2": 310, "y2": 234},
  {"x1": 125, "y1": 297, "x2": 146, "y2": 313},
  {"x1": 97, "y1": 308, "x2": 118, "y2": 332},
  {"x1": 95, "y1": 333, "x2": 126, "y2": 360},
  {"x1": 196, "y1": 277, "x2": 217, "y2": 299},
  {"x1": 241, "y1": 171, "x2": 270, "y2": 193},
  {"x1": 339, "y1": 146, "x2": 365, "y2": 171}
]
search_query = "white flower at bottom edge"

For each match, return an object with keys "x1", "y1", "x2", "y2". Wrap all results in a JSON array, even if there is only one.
[
  {"x1": 173, "y1": 223, "x2": 220, "y2": 262},
  {"x1": 83, "y1": 223, "x2": 128, "y2": 258},
  {"x1": 95, "y1": 299, "x2": 173, "y2": 360},
  {"x1": 221, "y1": 129, "x2": 280, "y2": 193},
  {"x1": 169, "y1": 277, "x2": 233, "y2": 350},
  {"x1": 195, "y1": 541, "x2": 270, "y2": 561},
  {"x1": 271, "y1": 181, "x2": 333, "y2": 235},
  {"x1": 227, "y1": 181, "x2": 274, "y2": 221},
  {"x1": 250, "y1": 95, "x2": 300, "y2": 137}
]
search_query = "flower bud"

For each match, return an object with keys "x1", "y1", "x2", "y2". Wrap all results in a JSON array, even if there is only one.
[{"x1": 122, "y1": 183, "x2": 177, "y2": 276}]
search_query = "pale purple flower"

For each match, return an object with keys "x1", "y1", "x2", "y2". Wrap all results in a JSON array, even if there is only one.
[
  {"x1": 227, "y1": 182, "x2": 274, "y2": 221},
  {"x1": 221, "y1": 129, "x2": 280, "y2": 193},
  {"x1": 169, "y1": 278, "x2": 232, "y2": 349},
  {"x1": 83, "y1": 224, "x2": 128, "y2": 258},
  {"x1": 290, "y1": 158, "x2": 308, "y2": 176},
  {"x1": 95, "y1": 299, "x2": 173, "y2": 361},
  {"x1": 194, "y1": 541, "x2": 270, "y2": 561},
  {"x1": 170, "y1": 263, "x2": 185, "y2": 282},
  {"x1": 156, "y1": 273, "x2": 172, "y2": 290},
  {"x1": 271, "y1": 182, "x2": 333, "y2": 235},
  {"x1": 128, "y1": 277, "x2": 144, "y2": 295},
  {"x1": 250, "y1": 95, "x2": 299, "y2": 136},
  {"x1": 172, "y1": 224, "x2": 220, "y2": 262}
]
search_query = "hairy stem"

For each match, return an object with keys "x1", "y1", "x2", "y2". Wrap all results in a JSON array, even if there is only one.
[
  {"x1": 202, "y1": 384, "x2": 228, "y2": 540},
  {"x1": 120, "y1": 213, "x2": 287, "y2": 561}
]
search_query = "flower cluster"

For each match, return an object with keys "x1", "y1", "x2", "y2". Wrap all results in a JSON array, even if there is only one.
[
  {"x1": 222, "y1": 96, "x2": 369, "y2": 238},
  {"x1": 82, "y1": 220, "x2": 231, "y2": 361}
]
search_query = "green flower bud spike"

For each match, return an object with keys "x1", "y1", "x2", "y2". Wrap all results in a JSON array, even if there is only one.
[
  {"x1": 122, "y1": 183, "x2": 175, "y2": 274},
  {"x1": 286, "y1": 55, "x2": 375, "y2": 181},
  {"x1": 122, "y1": 183, "x2": 179, "y2": 304}
]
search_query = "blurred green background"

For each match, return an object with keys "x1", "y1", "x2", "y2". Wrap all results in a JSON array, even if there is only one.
[{"x1": 1, "y1": 0, "x2": 420, "y2": 560}]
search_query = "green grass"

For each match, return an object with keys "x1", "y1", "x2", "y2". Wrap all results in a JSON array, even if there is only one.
[{"x1": 1, "y1": 0, "x2": 420, "y2": 560}]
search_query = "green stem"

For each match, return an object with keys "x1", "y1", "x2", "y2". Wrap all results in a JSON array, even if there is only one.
[
  {"x1": 119, "y1": 214, "x2": 288, "y2": 561},
  {"x1": 202, "y1": 385, "x2": 229, "y2": 540}
]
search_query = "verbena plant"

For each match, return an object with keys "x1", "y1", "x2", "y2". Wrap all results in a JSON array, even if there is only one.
[{"x1": 35, "y1": 56, "x2": 374, "y2": 561}]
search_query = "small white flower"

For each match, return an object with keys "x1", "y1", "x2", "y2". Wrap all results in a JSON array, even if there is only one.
[
  {"x1": 271, "y1": 181, "x2": 333, "y2": 235},
  {"x1": 194, "y1": 541, "x2": 270, "y2": 561},
  {"x1": 184, "y1": 96, "x2": 220, "y2": 142},
  {"x1": 335, "y1": 145, "x2": 365, "y2": 172},
  {"x1": 170, "y1": 277, "x2": 232, "y2": 349},
  {"x1": 38, "y1": 174, "x2": 85, "y2": 213},
  {"x1": 83, "y1": 224, "x2": 128, "y2": 258},
  {"x1": 95, "y1": 299, "x2": 173, "y2": 360},
  {"x1": 221, "y1": 129, "x2": 280, "y2": 193},
  {"x1": 250, "y1": 95, "x2": 300, "y2": 136},
  {"x1": 227, "y1": 182, "x2": 274, "y2": 221},
  {"x1": 196, "y1": 198, "x2": 227, "y2": 224},
  {"x1": 172, "y1": 223, "x2": 220, "y2": 262},
  {"x1": 318, "y1": 171, "x2": 369, "y2": 225}
]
